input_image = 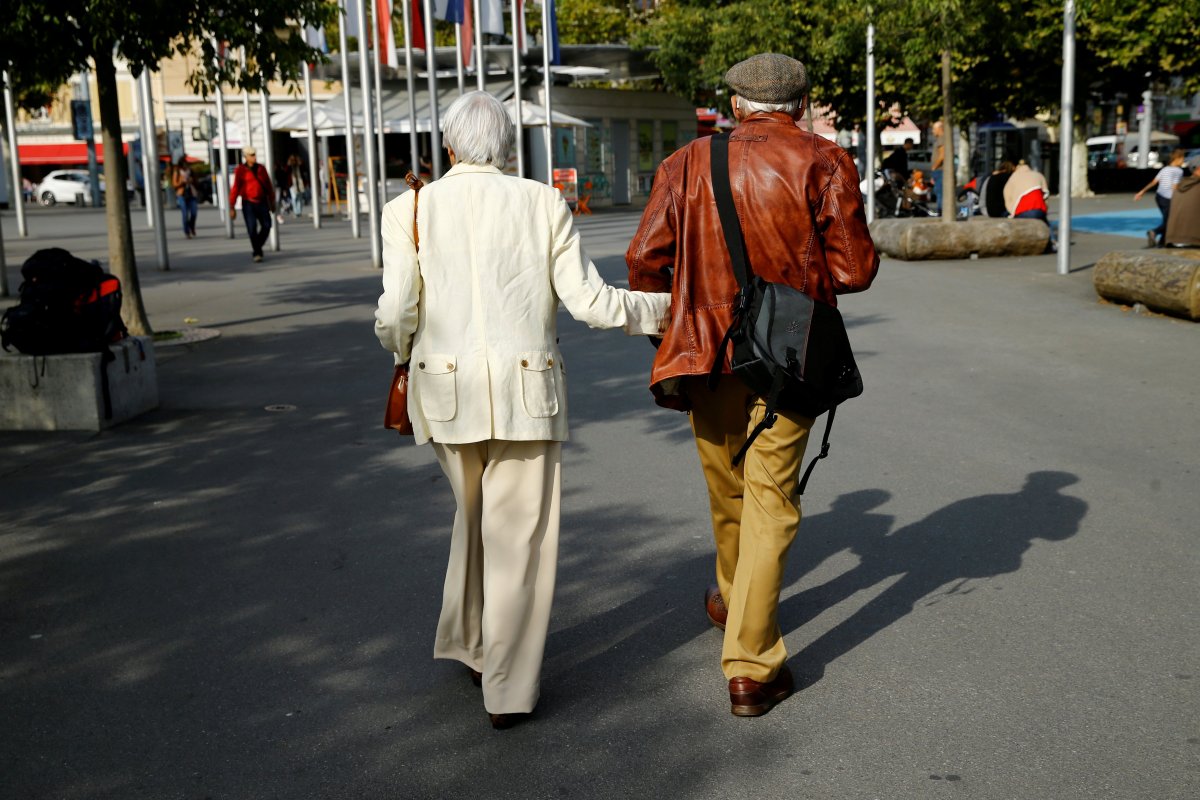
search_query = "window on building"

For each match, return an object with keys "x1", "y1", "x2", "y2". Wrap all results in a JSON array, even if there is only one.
[{"x1": 637, "y1": 121, "x2": 655, "y2": 173}]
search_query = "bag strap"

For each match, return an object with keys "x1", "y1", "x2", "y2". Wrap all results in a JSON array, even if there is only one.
[
  {"x1": 405, "y1": 171, "x2": 424, "y2": 251},
  {"x1": 707, "y1": 133, "x2": 754, "y2": 390},
  {"x1": 709, "y1": 133, "x2": 753, "y2": 288}
]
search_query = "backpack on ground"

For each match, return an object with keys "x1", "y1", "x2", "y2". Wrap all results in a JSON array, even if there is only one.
[
  {"x1": 707, "y1": 133, "x2": 864, "y2": 495},
  {"x1": 1, "y1": 248, "x2": 127, "y2": 356}
]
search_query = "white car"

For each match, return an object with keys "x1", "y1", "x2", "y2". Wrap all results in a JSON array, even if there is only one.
[{"x1": 36, "y1": 169, "x2": 104, "y2": 206}]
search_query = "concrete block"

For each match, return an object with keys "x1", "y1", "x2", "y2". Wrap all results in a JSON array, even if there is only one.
[
  {"x1": 870, "y1": 217, "x2": 1050, "y2": 260},
  {"x1": 0, "y1": 336, "x2": 159, "y2": 431},
  {"x1": 1093, "y1": 249, "x2": 1200, "y2": 321}
]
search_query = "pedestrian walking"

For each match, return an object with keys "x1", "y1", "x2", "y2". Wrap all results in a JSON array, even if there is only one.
[
  {"x1": 171, "y1": 156, "x2": 199, "y2": 239},
  {"x1": 1135, "y1": 148, "x2": 1187, "y2": 248},
  {"x1": 228, "y1": 147, "x2": 275, "y2": 262},
  {"x1": 286, "y1": 154, "x2": 307, "y2": 217},
  {"x1": 374, "y1": 91, "x2": 670, "y2": 731},
  {"x1": 626, "y1": 53, "x2": 879, "y2": 717},
  {"x1": 930, "y1": 120, "x2": 945, "y2": 214},
  {"x1": 1165, "y1": 162, "x2": 1200, "y2": 247}
]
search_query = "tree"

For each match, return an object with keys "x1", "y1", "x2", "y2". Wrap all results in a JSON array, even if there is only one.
[{"x1": 1, "y1": 1, "x2": 335, "y2": 335}]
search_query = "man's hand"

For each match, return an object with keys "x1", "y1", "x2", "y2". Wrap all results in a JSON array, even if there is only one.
[{"x1": 229, "y1": 209, "x2": 236, "y2": 220}]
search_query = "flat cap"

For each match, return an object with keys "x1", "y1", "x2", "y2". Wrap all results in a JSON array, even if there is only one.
[
  {"x1": 243, "y1": 146, "x2": 257, "y2": 156},
  {"x1": 725, "y1": 53, "x2": 809, "y2": 104}
]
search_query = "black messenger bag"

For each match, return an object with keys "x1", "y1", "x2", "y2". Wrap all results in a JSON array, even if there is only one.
[{"x1": 706, "y1": 133, "x2": 863, "y2": 494}]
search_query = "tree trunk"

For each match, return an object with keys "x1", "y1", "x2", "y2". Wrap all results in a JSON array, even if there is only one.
[
  {"x1": 93, "y1": 50, "x2": 152, "y2": 336},
  {"x1": 941, "y1": 48, "x2": 955, "y2": 223},
  {"x1": 1071, "y1": 125, "x2": 1092, "y2": 198}
]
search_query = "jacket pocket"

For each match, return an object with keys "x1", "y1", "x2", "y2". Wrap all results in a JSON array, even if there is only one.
[
  {"x1": 416, "y1": 354, "x2": 457, "y2": 422},
  {"x1": 518, "y1": 351, "x2": 560, "y2": 418}
]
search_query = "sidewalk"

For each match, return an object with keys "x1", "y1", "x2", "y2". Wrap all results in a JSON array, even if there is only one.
[{"x1": 1, "y1": 195, "x2": 1197, "y2": 800}]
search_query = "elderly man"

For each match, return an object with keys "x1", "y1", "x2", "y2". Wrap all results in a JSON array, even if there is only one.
[
  {"x1": 627, "y1": 53, "x2": 878, "y2": 716},
  {"x1": 228, "y1": 146, "x2": 275, "y2": 263}
]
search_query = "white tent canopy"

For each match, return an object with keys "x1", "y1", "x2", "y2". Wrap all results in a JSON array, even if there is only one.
[
  {"x1": 503, "y1": 99, "x2": 592, "y2": 129},
  {"x1": 273, "y1": 90, "x2": 594, "y2": 137}
]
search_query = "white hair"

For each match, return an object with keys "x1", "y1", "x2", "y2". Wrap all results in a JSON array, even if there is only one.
[
  {"x1": 736, "y1": 96, "x2": 801, "y2": 115},
  {"x1": 441, "y1": 91, "x2": 515, "y2": 169}
]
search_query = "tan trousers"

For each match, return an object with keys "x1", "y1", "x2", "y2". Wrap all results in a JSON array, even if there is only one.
[
  {"x1": 431, "y1": 439, "x2": 562, "y2": 715},
  {"x1": 686, "y1": 377, "x2": 812, "y2": 683}
]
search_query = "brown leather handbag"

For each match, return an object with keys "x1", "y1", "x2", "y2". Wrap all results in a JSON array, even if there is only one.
[{"x1": 383, "y1": 172, "x2": 425, "y2": 435}]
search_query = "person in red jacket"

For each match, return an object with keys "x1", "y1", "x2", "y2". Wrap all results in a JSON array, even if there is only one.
[{"x1": 228, "y1": 147, "x2": 276, "y2": 262}]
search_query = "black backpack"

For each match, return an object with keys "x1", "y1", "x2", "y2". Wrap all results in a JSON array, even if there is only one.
[{"x1": 1, "y1": 248, "x2": 127, "y2": 356}]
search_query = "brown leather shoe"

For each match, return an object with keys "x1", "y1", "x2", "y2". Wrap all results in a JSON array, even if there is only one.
[
  {"x1": 729, "y1": 665, "x2": 794, "y2": 717},
  {"x1": 488, "y1": 712, "x2": 531, "y2": 730},
  {"x1": 468, "y1": 667, "x2": 482, "y2": 687},
  {"x1": 705, "y1": 585, "x2": 728, "y2": 630}
]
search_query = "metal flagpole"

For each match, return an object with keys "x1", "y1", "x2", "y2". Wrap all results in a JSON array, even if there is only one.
[
  {"x1": 215, "y1": 83, "x2": 234, "y2": 238},
  {"x1": 338, "y1": 0, "x2": 362, "y2": 236},
  {"x1": 372, "y1": 0, "x2": 388, "y2": 210},
  {"x1": 1138, "y1": 86, "x2": 1152, "y2": 169},
  {"x1": 473, "y1": 0, "x2": 485, "y2": 91},
  {"x1": 423, "y1": 0, "x2": 442, "y2": 178},
  {"x1": 1056, "y1": 0, "x2": 1075, "y2": 277},
  {"x1": 455, "y1": 23, "x2": 466, "y2": 95},
  {"x1": 141, "y1": 71, "x2": 158, "y2": 229},
  {"x1": 540, "y1": 0, "x2": 552, "y2": 185},
  {"x1": 865, "y1": 18, "x2": 876, "y2": 224},
  {"x1": 138, "y1": 71, "x2": 169, "y2": 270},
  {"x1": 402, "y1": 0, "x2": 420, "y2": 175},
  {"x1": 241, "y1": 47, "x2": 253, "y2": 156},
  {"x1": 2, "y1": 66, "x2": 28, "y2": 237},
  {"x1": 303, "y1": 60, "x2": 321, "y2": 228},
  {"x1": 355, "y1": 0, "x2": 384, "y2": 268},
  {"x1": 511, "y1": 0, "x2": 524, "y2": 178},
  {"x1": 259, "y1": 88, "x2": 279, "y2": 252}
]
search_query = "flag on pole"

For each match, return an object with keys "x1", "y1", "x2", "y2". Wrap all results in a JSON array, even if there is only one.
[
  {"x1": 461, "y1": 0, "x2": 474, "y2": 72},
  {"x1": 542, "y1": 0, "x2": 559, "y2": 66},
  {"x1": 344, "y1": 0, "x2": 360, "y2": 43},
  {"x1": 479, "y1": 0, "x2": 504, "y2": 35},
  {"x1": 376, "y1": 0, "x2": 398, "y2": 68},
  {"x1": 409, "y1": 0, "x2": 427, "y2": 50},
  {"x1": 515, "y1": 0, "x2": 528, "y2": 55},
  {"x1": 434, "y1": 0, "x2": 464, "y2": 23},
  {"x1": 303, "y1": 23, "x2": 329, "y2": 53}
]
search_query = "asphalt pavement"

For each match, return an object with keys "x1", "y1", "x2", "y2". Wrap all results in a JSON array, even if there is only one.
[{"x1": 1, "y1": 194, "x2": 1197, "y2": 800}]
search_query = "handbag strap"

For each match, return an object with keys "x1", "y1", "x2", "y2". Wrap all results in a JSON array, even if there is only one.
[
  {"x1": 709, "y1": 133, "x2": 753, "y2": 288},
  {"x1": 405, "y1": 171, "x2": 424, "y2": 251}
]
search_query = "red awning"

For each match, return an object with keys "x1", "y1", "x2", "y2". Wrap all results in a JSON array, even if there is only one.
[{"x1": 17, "y1": 142, "x2": 130, "y2": 166}]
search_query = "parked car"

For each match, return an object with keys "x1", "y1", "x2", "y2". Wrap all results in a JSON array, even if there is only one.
[
  {"x1": 35, "y1": 169, "x2": 104, "y2": 206},
  {"x1": 1086, "y1": 132, "x2": 1179, "y2": 170}
]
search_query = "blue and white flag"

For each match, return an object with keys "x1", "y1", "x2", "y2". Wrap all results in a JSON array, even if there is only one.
[
  {"x1": 543, "y1": 0, "x2": 559, "y2": 65},
  {"x1": 303, "y1": 22, "x2": 329, "y2": 54},
  {"x1": 434, "y1": 0, "x2": 465, "y2": 24}
]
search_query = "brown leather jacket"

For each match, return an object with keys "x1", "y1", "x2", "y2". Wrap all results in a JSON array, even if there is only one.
[{"x1": 626, "y1": 112, "x2": 880, "y2": 411}]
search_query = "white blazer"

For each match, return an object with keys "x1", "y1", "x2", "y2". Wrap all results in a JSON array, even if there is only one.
[{"x1": 375, "y1": 163, "x2": 670, "y2": 445}]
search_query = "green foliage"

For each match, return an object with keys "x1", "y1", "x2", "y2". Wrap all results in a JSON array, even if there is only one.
[
  {"x1": 1, "y1": 0, "x2": 338, "y2": 102},
  {"x1": 557, "y1": 0, "x2": 632, "y2": 44},
  {"x1": 637, "y1": 0, "x2": 1200, "y2": 127}
]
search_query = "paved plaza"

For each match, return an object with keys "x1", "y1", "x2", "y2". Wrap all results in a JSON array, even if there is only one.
[{"x1": 1, "y1": 196, "x2": 1197, "y2": 799}]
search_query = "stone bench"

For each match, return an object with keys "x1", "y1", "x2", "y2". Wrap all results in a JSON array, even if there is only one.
[
  {"x1": 1093, "y1": 249, "x2": 1200, "y2": 321},
  {"x1": 870, "y1": 217, "x2": 1050, "y2": 260},
  {"x1": 0, "y1": 336, "x2": 159, "y2": 431}
]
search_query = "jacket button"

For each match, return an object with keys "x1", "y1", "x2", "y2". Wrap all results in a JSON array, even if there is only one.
[
  {"x1": 418, "y1": 361, "x2": 425, "y2": 369},
  {"x1": 521, "y1": 359, "x2": 529, "y2": 367},
  {"x1": 547, "y1": 358, "x2": 554, "y2": 366},
  {"x1": 446, "y1": 363, "x2": 454, "y2": 371}
]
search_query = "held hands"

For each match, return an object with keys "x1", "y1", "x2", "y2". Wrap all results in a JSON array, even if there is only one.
[{"x1": 229, "y1": 209, "x2": 237, "y2": 220}]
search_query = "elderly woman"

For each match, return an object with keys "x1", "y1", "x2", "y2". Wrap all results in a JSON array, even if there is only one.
[{"x1": 375, "y1": 91, "x2": 670, "y2": 729}]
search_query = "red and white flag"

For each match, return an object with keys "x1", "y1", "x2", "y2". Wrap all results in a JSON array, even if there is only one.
[{"x1": 376, "y1": 0, "x2": 398, "y2": 68}]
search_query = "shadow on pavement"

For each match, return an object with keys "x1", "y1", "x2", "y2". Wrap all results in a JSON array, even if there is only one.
[{"x1": 781, "y1": 472, "x2": 1087, "y2": 687}]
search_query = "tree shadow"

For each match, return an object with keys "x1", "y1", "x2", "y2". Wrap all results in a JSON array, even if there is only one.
[{"x1": 780, "y1": 472, "x2": 1087, "y2": 687}]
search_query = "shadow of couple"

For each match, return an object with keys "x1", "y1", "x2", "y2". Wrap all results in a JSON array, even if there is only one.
[{"x1": 778, "y1": 470, "x2": 1088, "y2": 686}]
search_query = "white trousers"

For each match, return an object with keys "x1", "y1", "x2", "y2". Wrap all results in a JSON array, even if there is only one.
[{"x1": 431, "y1": 439, "x2": 562, "y2": 714}]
